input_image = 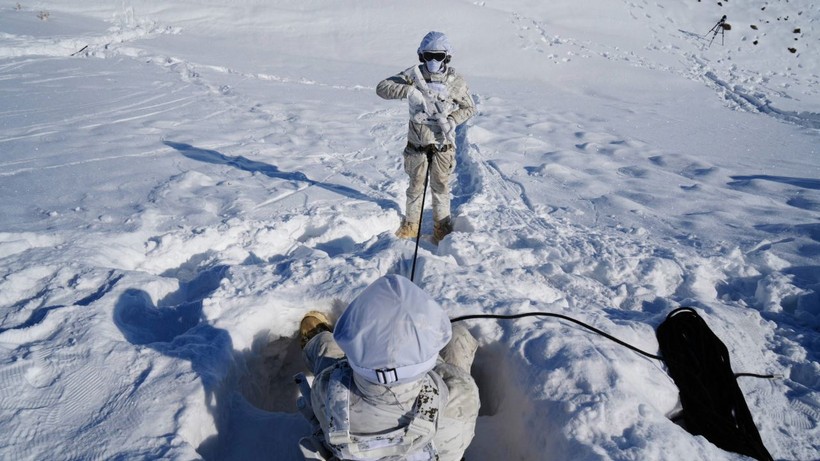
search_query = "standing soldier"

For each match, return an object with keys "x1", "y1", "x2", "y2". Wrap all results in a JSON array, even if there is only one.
[{"x1": 377, "y1": 31, "x2": 476, "y2": 243}]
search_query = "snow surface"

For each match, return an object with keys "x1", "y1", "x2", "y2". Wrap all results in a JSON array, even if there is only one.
[{"x1": 1, "y1": 1, "x2": 818, "y2": 460}]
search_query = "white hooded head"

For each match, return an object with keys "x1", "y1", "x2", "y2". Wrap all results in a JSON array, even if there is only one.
[
  {"x1": 333, "y1": 275, "x2": 452, "y2": 386},
  {"x1": 417, "y1": 31, "x2": 452, "y2": 74}
]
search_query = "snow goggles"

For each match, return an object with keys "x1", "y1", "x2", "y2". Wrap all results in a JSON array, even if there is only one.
[{"x1": 422, "y1": 51, "x2": 447, "y2": 62}]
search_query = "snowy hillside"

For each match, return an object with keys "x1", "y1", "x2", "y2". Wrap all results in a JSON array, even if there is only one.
[{"x1": 1, "y1": 1, "x2": 818, "y2": 460}]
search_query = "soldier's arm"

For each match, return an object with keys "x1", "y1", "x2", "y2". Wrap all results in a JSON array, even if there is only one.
[
  {"x1": 448, "y1": 75, "x2": 476, "y2": 125},
  {"x1": 377, "y1": 70, "x2": 414, "y2": 100}
]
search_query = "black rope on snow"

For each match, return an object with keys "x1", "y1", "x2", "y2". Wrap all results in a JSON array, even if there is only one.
[
  {"x1": 450, "y1": 311, "x2": 663, "y2": 361},
  {"x1": 410, "y1": 151, "x2": 435, "y2": 283},
  {"x1": 450, "y1": 312, "x2": 777, "y2": 379},
  {"x1": 735, "y1": 372, "x2": 778, "y2": 379}
]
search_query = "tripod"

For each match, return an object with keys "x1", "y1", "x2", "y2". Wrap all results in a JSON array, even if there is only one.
[{"x1": 707, "y1": 15, "x2": 730, "y2": 47}]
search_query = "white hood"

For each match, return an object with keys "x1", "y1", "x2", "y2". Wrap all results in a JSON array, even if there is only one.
[{"x1": 333, "y1": 275, "x2": 452, "y2": 385}]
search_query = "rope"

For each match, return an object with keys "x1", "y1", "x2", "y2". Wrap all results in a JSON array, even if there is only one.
[
  {"x1": 450, "y1": 311, "x2": 663, "y2": 360},
  {"x1": 410, "y1": 151, "x2": 434, "y2": 282},
  {"x1": 450, "y1": 311, "x2": 777, "y2": 379}
]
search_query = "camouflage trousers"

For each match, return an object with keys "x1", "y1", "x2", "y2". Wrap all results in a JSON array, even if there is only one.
[{"x1": 402, "y1": 144, "x2": 456, "y2": 224}]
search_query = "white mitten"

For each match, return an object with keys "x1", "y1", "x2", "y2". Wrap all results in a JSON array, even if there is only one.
[
  {"x1": 408, "y1": 87, "x2": 434, "y2": 124},
  {"x1": 434, "y1": 114, "x2": 457, "y2": 145},
  {"x1": 407, "y1": 87, "x2": 427, "y2": 112}
]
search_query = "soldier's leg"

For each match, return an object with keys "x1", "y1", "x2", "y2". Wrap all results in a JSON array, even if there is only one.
[
  {"x1": 440, "y1": 323, "x2": 477, "y2": 373},
  {"x1": 403, "y1": 149, "x2": 428, "y2": 224},
  {"x1": 429, "y1": 149, "x2": 455, "y2": 222},
  {"x1": 303, "y1": 331, "x2": 345, "y2": 376}
]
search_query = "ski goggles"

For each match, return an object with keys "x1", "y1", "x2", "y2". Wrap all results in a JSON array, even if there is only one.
[{"x1": 421, "y1": 51, "x2": 447, "y2": 62}]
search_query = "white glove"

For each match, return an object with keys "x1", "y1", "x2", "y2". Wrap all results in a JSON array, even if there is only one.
[
  {"x1": 429, "y1": 113, "x2": 456, "y2": 145},
  {"x1": 408, "y1": 86, "x2": 435, "y2": 124},
  {"x1": 407, "y1": 87, "x2": 427, "y2": 113}
]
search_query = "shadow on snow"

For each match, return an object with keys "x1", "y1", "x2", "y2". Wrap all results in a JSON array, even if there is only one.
[
  {"x1": 165, "y1": 141, "x2": 400, "y2": 214},
  {"x1": 113, "y1": 263, "x2": 309, "y2": 460}
]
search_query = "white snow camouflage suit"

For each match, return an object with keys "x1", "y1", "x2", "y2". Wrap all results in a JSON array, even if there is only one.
[
  {"x1": 376, "y1": 65, "x2": 476, "y2": 224},
  {"x1": 298, "y1": 324, "x2": 480, "y2": 461}
]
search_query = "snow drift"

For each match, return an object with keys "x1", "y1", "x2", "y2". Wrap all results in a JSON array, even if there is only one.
[{"x1": 0, "y1": 1, "x2": 817, "y2": 460}]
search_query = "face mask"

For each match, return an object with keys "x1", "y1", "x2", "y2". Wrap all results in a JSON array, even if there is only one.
[{"x1": 425, "y1": 59, "x2": 444, "y2": 74}]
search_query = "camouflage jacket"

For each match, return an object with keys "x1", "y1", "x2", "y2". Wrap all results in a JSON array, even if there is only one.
[
  {"x1": 376, "y1": 65, "x2": 475, "y2": 149},
  {"x1": 300, "y1": 359, "x2": 479, "y2": 461}
]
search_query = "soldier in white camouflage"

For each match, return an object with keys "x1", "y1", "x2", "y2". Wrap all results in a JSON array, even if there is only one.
[
  {"x1": 376, "y1": 31, "x2": 476, "y2": 243},
  {"x1": 297, "y1": 274, "x2": 480, "y2": 461}
]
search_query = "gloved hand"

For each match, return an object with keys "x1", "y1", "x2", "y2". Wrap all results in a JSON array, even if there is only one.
[
  {"x1": 433, "y1": 113, "x2": 457, "y2": 145},
  {"x1": 408, "y1": 86, "x2": 434, "y2": 124},
  {"x1": 407, "y1": 87, "x2": 427, "y2": 113}
]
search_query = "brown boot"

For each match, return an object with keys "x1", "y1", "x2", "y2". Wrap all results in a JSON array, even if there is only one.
[
  {"x1": 395, "y1": 220, "x2": 419, "y2": 239},
  {"x1": 433, "y1": 216, "x2": 453, "y2": 243},
  {"x1": 299, "y1": 311, "x2": 333, "y2": 348}
]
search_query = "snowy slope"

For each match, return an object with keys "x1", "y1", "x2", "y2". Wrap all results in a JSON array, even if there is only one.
[{"x1": 0, "y1": 1, "x2": 818, "y2": 460}]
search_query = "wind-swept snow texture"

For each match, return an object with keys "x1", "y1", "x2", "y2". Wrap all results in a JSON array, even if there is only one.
[{"x1": 1, "y1": 1, "x2": 817, "y2": 460}]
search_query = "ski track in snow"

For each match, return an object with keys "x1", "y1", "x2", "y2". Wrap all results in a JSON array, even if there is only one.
[{"x1": 1, "y1": 2, "x2": 818, "y2": 460}]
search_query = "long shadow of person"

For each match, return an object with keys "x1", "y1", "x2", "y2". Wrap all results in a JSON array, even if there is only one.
[
  {"x1": 164, "y1": 141, "x2": 400, "y2": 214},
  {"x1": 113, "y1": 264, "x2": 232, "y2": 454},
  {"x1": 113, "y1": 265, "x2": 309, "y2": 460}
]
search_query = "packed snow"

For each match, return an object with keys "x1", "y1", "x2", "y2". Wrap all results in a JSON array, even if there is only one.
[{"x1": 1, "y1": 1, "x2": 818, "y2": 460}]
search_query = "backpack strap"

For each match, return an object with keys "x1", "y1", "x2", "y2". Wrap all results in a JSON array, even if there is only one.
[
  {"x1": 323, "y1": 361, "x2": 447, "y2": 460},
  {"x1": 325, "y1": 363, "x2": 354, "y2": 448}
]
